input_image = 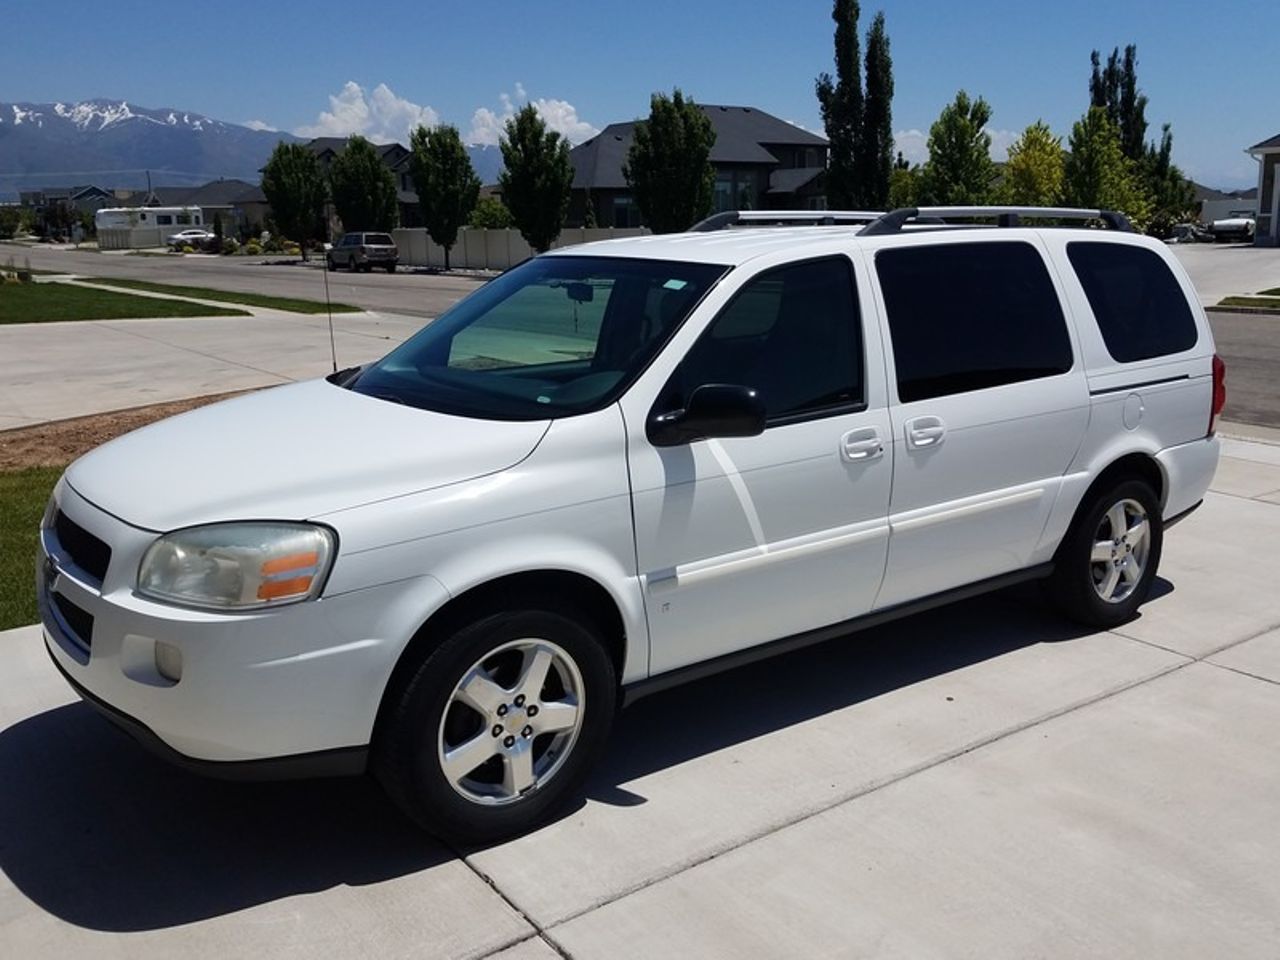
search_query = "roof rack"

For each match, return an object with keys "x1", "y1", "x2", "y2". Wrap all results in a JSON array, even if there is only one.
[
  {"x1": 691, "y1": 209, "x2": 884, "y2": 232},
  {"x1": 859, "y1": 206, "x2": 1133, "y2": 236}
]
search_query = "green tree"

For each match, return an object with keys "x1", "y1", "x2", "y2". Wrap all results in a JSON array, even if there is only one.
[
  {"x1": 816, "y1": 0, "x2": 863, "y2": 208},
  {"x1": 998, "y1": 121, "x2": 1064, "y2": 207},
  {"x1": 328, "y1": 135, "x2": 398, "y2": 233},
  {"x1": 409, "y1": 123, "x2": 480, "y2": 270},
  {"x1": 622, "y1": 89, "x2": 716, "y2": 233},
  {"x1": 888, "y1": 162, "x2": 921, "y2": 209},
  {"x1": 1141, "y1": 122, "x2": 1196, "y2": 237},
  {"x1": 920, "y1": 90, "x2": 995, "y2": 205},
  {"x1": 1063, "y1": 107, "x2": 1150, "y2": 229},
  {"x1": 582, "y1": 189, "x2": 597, "y2": 228},
  {"x1": 261, "y1": 142, "x2": 327, "y2": 259},
  {"x1": 1090, "y1": 45, "x2": 1147, "y2": 161},
  {"x1": 859, "y1": 11, "x2": 894, "y2": 208},
  {"x1": 498, "y1": 105, "x2": 573, "y2": 252},
  {"x1": 469, "y1": 196, "x2": 514, "y2": 229},
  {"x1": 0, "y1": 206, "x2": 23, "y2": 240}
]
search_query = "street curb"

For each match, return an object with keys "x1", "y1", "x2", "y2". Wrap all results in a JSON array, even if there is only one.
[{"x1": 1209, "y1": 305, "x2": 1280, "y2": 317}]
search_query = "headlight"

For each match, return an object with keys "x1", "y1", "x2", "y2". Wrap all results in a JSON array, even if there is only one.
[{"x1": 138, "y1": 522, "x2": 336, "y2": 611}]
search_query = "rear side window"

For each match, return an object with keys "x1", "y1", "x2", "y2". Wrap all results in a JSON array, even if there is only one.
[
  {"x1": 366, "y1": 234, "x2": 394, "y2": 245},
  {"x1": 876, "y1": 242, "x2": 1073, "y2": 403},
  {"x1": 1067, "y1": 242, "x2": 1198, "y2": 362}
]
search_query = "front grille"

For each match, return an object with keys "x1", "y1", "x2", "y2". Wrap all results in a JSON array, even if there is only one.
[
  {"x1": 54, "y1": 510, "x2": 111, "y2": 583},
  {"x1": 52, "y1": 592, "x2": 94, "y2": 649}
]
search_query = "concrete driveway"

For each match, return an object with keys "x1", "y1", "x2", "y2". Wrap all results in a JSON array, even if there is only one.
[{"x1": 2, "y1": 437, "x2": 1277, "y2": 958}]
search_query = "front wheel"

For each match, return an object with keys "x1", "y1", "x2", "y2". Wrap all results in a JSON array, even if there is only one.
[
  {"x1": 386, "y1": 263, "x2": 396, "y2": 273},
  {"x1": 1047, "y1": 478, "x2": 1163, "y2": 628},
  {"x1": 373, "y1": 608, "x2": 617, "y2": 843}
]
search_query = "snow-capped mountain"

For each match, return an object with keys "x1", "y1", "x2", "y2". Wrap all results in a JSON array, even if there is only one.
[{"x1": 0, "y1": 99, "x2": 298, "y2": 196}]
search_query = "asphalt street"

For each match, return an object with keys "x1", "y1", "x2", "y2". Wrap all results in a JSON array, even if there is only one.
[{"x1": 15, "y1": 244, "x2": 481, "y2": 319}]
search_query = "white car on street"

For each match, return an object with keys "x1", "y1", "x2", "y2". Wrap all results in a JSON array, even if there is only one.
[
  {"x1": 166, "y1": 228, "x2": 215, "y2": 249},
  {"x1": 39, "y1": 206, "x2": 1223, "y2": 840}
]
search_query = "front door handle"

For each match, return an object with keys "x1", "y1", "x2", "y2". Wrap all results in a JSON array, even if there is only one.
[
  {"x1": 841, "y1": 427, "x2": 884, "y2": 461},
  {"x1": 905, "y1": 415, "x2": 946, "y2": 449}
]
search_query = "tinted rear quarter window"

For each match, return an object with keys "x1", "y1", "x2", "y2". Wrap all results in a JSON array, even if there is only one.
[
  {"x1": 1067, "y1": 242, "x2": 1198, "y2": 362},
  {"x1": 875, "y1": 241, "x2": 1073, "y2": 402}
]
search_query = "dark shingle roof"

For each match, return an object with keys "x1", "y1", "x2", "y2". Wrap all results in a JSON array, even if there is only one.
[
  {"x1": 1247, "y1": 132, "x2": 1280, "y2": 152},
  {"x1": 570, "y1": 105, "x2": 827, "y2": 190},
  {"x1": 304, "y1": 137, "x2": 409, "y2": 163}
]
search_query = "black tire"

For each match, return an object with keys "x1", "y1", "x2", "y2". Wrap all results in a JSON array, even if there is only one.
[
  {"x1": 326, "y1": 258, "x2": 337, "y2": 272},
  {"x1": 373, "y1": 607, "x2": 617, "y2": 843},
  {"x1": 386, "y1": 263, "x2": 396, "y2": 273},
  {"x1": 349, "y1": 257, "x2": 359, "y2": 273},
  {"x1": 1047, "y1": 478, "x2": 1163, "y2": 628}
]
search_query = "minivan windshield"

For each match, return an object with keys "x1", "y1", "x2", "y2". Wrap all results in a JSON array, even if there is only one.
[{"x1": 349, "y1": 256, "x2": 728, "y2": 420}]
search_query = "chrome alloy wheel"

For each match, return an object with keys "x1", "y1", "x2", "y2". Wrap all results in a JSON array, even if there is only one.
[
  {"x1": 1090, "y1": 498, "x2": 1151, "y2": 603},
  {"x1": 437, "y1": 638, "x2": 585, "y2": 806}
]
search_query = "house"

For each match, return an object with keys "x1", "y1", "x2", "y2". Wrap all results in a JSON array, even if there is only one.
[
  {"x1": 301, "y1": 137, "x2": 421, "y2": 229},
  {"x1": 1246, "y1": 133, "x2": 1280, "y2": 246},
  {"x1": 19, "y1": 184, "x2": 115, "y2": 217},
  {"x1": 567, "y1": 105, "x2": 829, "y2": 228},
  {"x1": 1192, "y1": 180, "x2": 1259, "y2": 227}
]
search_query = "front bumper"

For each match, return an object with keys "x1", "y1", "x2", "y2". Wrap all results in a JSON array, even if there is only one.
[{"x1": 39, "y1": 480, "x2": 447, "y2": 770}]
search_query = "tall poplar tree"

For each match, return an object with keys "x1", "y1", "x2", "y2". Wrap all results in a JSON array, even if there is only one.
[
  {"x1": 816, "y1": 0, "x2": 862, "y2": 209},
  {"x1": 859, "y1": 12, "x2": 894, "y2": 208},
  {"x1": 1090, "y1": 45, "x2": 1148, "y2": 161}
]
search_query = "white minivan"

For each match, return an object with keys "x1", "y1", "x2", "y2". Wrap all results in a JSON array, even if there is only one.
[{"x1": 39, "y1": 207, "x2": 1224, "y2": 840}]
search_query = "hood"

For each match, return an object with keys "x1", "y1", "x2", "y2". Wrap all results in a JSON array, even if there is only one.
[{"x1": 66, "y1": 380, "x2": 550, "y2": 531}]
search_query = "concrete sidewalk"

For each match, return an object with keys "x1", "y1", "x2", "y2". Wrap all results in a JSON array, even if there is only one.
[
  {"x1": 0, "y1": 305, "x2": 422, "y2": 429},
  {"x1": 1, "y1": 440, "x2": 1277, "y2": 958}
]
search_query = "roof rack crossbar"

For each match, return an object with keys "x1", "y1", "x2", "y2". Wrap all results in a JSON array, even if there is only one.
[
  {"x1": 858, "y1": 206, "x2": 1135, "y2": 236},
  {"x1": 690, "y1": 209, "x2": 884, "y2": 232}
]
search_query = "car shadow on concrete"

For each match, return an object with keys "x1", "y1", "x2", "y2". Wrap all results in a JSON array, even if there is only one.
[
  {"x1": 0, "y1": 580, "x2": 1167, "y2": 930},
  {"x1": 584, "y1": 582, "x2": 1139, "y2": 806},
  {"x1": 0, "y1": 705, "x2": 441, "y2": 932}
]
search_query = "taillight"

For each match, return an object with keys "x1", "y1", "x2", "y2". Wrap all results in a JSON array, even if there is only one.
[{"x1": 1209, "y1": 353, "x2": 1226, "y2": 436}]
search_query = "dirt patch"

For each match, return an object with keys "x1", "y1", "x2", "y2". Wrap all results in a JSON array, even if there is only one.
[{"x1": 0, "y1": 391, "x2": 253, "y2": 470}]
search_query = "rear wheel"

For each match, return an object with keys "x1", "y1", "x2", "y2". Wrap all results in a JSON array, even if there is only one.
[
  {"x1": 386, "y1": 263, "x2": 396, "y2": 273},
  {"x1": 373, "y1": 608, "x2": 616, "y2": 843},
  {"x1": 1047, "y1": 478, "x2": 1163, "y2": 628}
]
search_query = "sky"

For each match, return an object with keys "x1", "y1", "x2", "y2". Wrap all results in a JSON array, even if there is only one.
[{"x1": 2, "y1": 0, "x2": 1272, "y2": 188}]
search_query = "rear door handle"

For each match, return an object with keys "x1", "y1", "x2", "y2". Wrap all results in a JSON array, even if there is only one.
[
  {"x1": 905, "y1": 415, "x2": 946, "y2": 449},
  {"x1": 841, "y1": 427, "x2": 884, "y2": 461}
]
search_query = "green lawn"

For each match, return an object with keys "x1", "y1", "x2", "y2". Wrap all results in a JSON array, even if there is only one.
[
  {"x1": 1217, "y1": 296, "x2": 1280, "y2": 311},
  {"x1": 1259, "y1": 287, "x2": 1280, "y2": 297},
  {"x1": 0, "y1": 467, "x2": 61, "y2": 630},
  {"x1": 0, "y1": 282, "x2": 249, "y2": 324},
  {"x1": 89, "y1": 277, "x2": 363, "y2": 314}
]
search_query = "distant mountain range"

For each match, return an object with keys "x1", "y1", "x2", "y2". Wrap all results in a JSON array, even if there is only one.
[{"x1": 0, "y1": 98, "x2": 506, "y2": 201}]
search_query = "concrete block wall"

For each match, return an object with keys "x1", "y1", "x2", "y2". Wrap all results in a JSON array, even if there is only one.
[{"x1": 392, "y1": 226, "x2": 649, "y2": 271}]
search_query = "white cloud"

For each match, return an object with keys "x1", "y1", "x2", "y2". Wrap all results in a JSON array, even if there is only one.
[
  {"x1": 893, "y1": 129, "x2": 929, "y2": 166},
  {"x1": 894, "y1": 127, "x2": 1022, "y2": 165},
  {"x1": 295, "y1": 81, "x2": 438, "y2": 144},
  {"x1": 467, "y1": 83, "x2": 599, "y2": 147},
  {"x1": 987, "y1": 129, "x2": 1018, "y2": 162},
  {"x1": 244, "y1": 119, "x2": 277, "y2": 132}
]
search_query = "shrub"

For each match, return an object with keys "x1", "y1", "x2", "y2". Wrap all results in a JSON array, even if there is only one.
[
  {"x1": 181, "y1": 244, "x2": 195, "y2": 254},
  {"x1": 244, "y1": 241, "x2": 262, "y2": 255},
  {"x1": 222, "y1": 238, "x2": 240, "y2": 255}
]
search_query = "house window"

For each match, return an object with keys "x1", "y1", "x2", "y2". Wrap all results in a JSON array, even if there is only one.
[{"x1": 612, "y1": 196, "x2": 641, "y2": 228}]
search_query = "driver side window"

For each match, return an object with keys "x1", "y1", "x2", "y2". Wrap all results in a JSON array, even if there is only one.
[{"x1": 664, "y1": 257, "x2": 863, "y2": 424}]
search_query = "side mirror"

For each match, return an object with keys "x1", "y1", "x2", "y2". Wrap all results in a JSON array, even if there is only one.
[{"x1": 647, "y1": 384, "x2": 767, "y2": 447}]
